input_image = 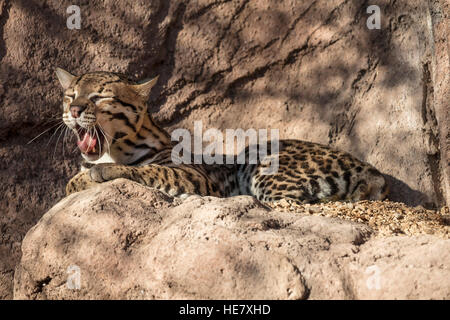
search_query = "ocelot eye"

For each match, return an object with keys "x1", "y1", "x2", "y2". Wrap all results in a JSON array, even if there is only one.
[{"x1": 90, "y1": 95, "x2": 102, "y2": 103}]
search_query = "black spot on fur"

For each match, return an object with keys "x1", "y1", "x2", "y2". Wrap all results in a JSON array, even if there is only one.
[
  {"x1": 310, "y1": 179, "x2": 320, "y2": 194},
  {"x1": 273, "y1": 176, "x2": 285, "y2": 182},
  {"x1": 286, "y1": 185, "x2": 297, "y2": 192},
  {"x1": 338, "y1": 159, "x2": 349, "y2": 171},
  {"x1": 314, "y1": 158, "x2": 324, "y2": 166},
  {"x1": 113, "y1": 132, "x2": 127, "y2": 140},
  {"x1": 326, "y1": 176, "x2": 339, "y2": 195},
  {"x1": 294, "y1": 155, "x2": 307, "y2": 161},
  {"x1": 111, "y1": 112, "x2": 137, "y2": 132},
  {"x1": 128, "y1": 151, "x2": 158, "y2": 166},
  {"x1": 113, "y1": 97, "x2": 138, "y2": 112},
  {"x1": 343, "y1": 171, "x2": 352, "y2": 194}
]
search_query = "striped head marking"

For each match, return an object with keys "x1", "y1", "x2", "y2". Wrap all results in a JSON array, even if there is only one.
[{"x1": 56, "y1": 68, "x2": 158, "y2": 162}]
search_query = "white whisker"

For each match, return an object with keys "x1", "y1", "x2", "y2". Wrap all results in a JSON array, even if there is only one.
[
  {"x1": 63, "y1": 127, "x2": 74, "y2": 159},
  {"x1": 53, "y1": 125, "x2": 66, "y2": 159},
  {"x1": 97, "y1": 123, "x2": 112, "y2": 154},
  {"x1": 46, "y1": 123, "x2": 65, "y2": 146},
  {"x1": 94, "y1": 127, "x2": 102, "y2": 157},
  {"x1": 27, "y1": 121, "x2": 63, "y2": 144}
]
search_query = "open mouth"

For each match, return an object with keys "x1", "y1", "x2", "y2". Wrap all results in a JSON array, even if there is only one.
[{"x1": 74, "y1": 125, "x2": 105, "y2": 156}]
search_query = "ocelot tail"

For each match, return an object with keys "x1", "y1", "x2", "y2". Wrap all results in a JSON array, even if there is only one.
[{"x1": 56, "y1": 68, "x2": 389, "y2": 203}]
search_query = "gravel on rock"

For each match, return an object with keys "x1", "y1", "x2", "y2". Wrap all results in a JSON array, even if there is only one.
[{"x1": 266, "y1": 200, "x2": 450, "y2": 238}]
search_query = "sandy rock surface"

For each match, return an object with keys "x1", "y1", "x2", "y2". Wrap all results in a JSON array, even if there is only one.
[
  {"x1": 1, "y1": 0, "x2": 449, "y2": 298},
  {"x1": 13, "y1": 179, "x2": 450, "y2": 300},
  {"x1": 268, "y1": 199, "x2": 450, "y2": 238}
]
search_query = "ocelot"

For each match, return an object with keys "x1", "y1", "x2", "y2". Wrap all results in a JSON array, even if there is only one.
[{"x1": 55, "y1": 68, "x2": 389, "y2": 203}]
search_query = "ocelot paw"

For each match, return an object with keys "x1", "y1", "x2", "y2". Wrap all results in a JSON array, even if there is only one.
[
  {"x1": 89, "y1": 163, "x2": 135, "y2": 183},
  {"x1": 65, "y1": 170, "x2": 100, "y2": 196}
]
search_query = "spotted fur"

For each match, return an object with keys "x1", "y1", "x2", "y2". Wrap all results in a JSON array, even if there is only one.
[{"x1": 56, "y1": 69, "x2": 389, "y2": 203}]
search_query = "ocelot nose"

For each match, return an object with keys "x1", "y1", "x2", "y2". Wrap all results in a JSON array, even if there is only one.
[{"x1": 70, "y1": 105, "x2": 86, "y2": 118}]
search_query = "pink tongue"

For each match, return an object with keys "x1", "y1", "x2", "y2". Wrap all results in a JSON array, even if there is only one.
[{"x1": 77, "y1": 132, "x2": 97, "y2": 154}]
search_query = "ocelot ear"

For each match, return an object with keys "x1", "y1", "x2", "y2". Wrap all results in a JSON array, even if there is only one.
[
  {"x1": 132, "y1": 75, "x2": 159, "y2": 100},
  {"x1": 55, "y1": 67, "x2": 77, "y2": 90}
]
